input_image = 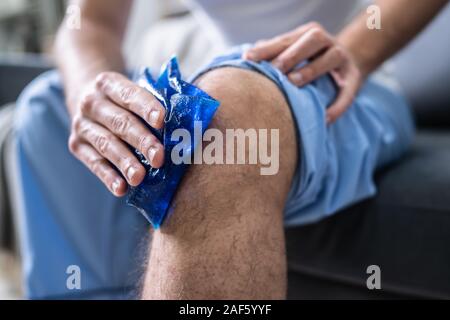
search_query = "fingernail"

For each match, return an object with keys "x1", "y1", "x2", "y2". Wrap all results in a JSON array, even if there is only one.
[
  {"x1": 148, "y1": 146, "x2": 157, "y2": 164},
  {"x1": 149, "y1": 110, "x2": 161, "y2": 127},
  {"x1": 112, "y1": 180, "x2": 121, "y2": 194},
  {"x1": 126, "y1": 166, "x2": 137, "y2": 181},
  {"x1": 290, "y1": 73, "x2": 304, "y2": 85}
]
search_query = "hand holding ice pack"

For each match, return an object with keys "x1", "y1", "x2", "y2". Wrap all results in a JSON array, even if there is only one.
[{"x1": 126, "y1": 57, "x2": 220, "y2": 229}]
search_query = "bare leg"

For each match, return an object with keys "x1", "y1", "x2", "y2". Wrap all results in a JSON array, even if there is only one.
[{"x1": 141, "y1": 68, "x2": 297, "y2": 299}]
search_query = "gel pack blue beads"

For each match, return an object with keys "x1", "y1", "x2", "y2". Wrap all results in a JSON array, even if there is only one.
[{"x1": 126, "y1": 57, "x2": 220, "y2": 229}]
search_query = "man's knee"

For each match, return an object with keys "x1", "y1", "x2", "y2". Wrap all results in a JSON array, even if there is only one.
[
  {"x1": 194, "y1": 67, "x2": 297, "y2": 185},
  {"x1": 144, "y1": 68, "x2": 292, "y2": 299},
  {"x1": 161, "y1": 68, "x2": 298, "y2": 232},
  {"x1": 196, "y1": 68, "x2": 291, "y2": 129}
]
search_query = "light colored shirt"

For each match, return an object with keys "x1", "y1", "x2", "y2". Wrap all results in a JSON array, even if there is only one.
[{"x1": 186, "y1": 0, "x2": 367, "y2": 45}]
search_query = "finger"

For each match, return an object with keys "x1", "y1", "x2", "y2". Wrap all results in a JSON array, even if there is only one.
[
  {"x1": 81, "y1": 97, "x2": 164, "y2": 167},
  {"x1": 68, "y1": 137, "x2": 127, "y2": 197},
  {"x1": 74, "y1": 117, "x2": 149, "y2": 186},
  {"x1": 243, "y1": 22, "x2": 318, "y2": 61},
  {"x1": 243, "y1": 33, "x2": 297, "y2": 61},
  {"x1": 288, "y1": 46, "x2": 346, "y2": 86},
  {"x1": 272, "y1": 27, "x2": 333, "y2": 73},
  {"x1": 326, "y1": 75, "x2": 359, "y2": 124},
  {"x1": 95, "y1": 72, "x2": 165, "y2": 129}
]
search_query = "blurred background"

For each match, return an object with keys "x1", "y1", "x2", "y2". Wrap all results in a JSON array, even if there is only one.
[
  {"x1": 0, "y1": 0, "x2": 186, "y2": 59},
  {"x1": 0, "y1": 0, "x2": 187, "y2": 300},
  {"x1": 0, "y1": 0, "x2": 64, "y2": 54},
  {"x1": 0, "y1": 0, "x2": 449, "y2": 300}
]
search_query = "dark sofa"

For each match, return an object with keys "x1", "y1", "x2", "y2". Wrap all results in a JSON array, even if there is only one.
[
  {"x1": 287, "y1": 5, "x2": 450, "y2": 299},
  {"x1": 1, "y1": 4, "x2": 449, "y2": 300}
]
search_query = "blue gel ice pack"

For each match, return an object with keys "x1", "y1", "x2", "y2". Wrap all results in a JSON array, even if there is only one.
[{"x1": 126, "y1": 57, "x2": 220, "y2": 229}]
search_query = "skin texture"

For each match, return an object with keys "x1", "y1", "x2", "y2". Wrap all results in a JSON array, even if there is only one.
[
  {"x1": 142, "y1": 68, "x2": 297, "y2": 299},
  {"x1": 57, "y1": 0, "x2": 166, "y2": 196},
  {"x1": 68, "y1": 72, "x2": 165, "y2": 195},
  {"x1": 54, "y1": 0, "x2": 448, "y2": 299}
]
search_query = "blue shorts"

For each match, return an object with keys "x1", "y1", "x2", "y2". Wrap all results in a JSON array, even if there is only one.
[
  {"x1": 14, "y1": 46, "x2": 414, "y2": 298},
  {"x1": 191, "y1": 45, "x2": 414, "y2": 225}
]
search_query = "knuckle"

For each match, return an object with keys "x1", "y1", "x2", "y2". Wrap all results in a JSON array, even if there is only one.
[
  {"x1": 307, "y1": 21, "x2": 321, "y2": 30},
  {"x1": 78, "y1": 121, "x2": 91, "y2": 137},
  {"x1": 94, "y1": 134, "x2": 111, "y2": 154},
  {"x1": 294, "y1": 24, "x2": 306, "y2": 34},
  {"x1": 71, "y1": 114, "x2": 84, "y2": 133},
  {"x1": 111, "y1": 113, "x2": 131, "y2": 135},
  {"x1": 80, "y1": 93, "x2": 96, "y2": 114},
  {"x1": 309, "y1": 27, "x2": 327, "y2": 43},
  {"x1": 119, "y1": 85, "x2": 138, "y2": 104},
  {"x1": 309, "y1": 27, "x2": 323, "y2": 38},
  {"x1": 89, "y1": 158, "x2": 106, "y2": 176},
  {"x1": 95, "y1": 72, "x2": 112, "y2": 90},
  {"x1": 333, "y1": 46, "x2": 346, "y2": 60},
  {"x1": 68, "y1": 134, "x2": 79, "y2": 154}
]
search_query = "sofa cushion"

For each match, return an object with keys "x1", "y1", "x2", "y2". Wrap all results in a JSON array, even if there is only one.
[{"x1": 286, "y1": 130, "x2": 450, "y2": 299}]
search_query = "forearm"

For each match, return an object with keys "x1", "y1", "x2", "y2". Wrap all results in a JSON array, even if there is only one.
[
  {"x1": 55, "y1": 0, "x2": 132, "y2": 116},
  {"x1": 55, "y1": 23, "x2": 124, "y2": 116},
  {"x1": 338, "y1": 0, "x2": 448, "y2": 78}
]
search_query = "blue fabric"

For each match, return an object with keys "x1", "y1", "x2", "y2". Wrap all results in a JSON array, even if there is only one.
[
  {"x1": 14, "y1": 71, "x2": 146, "y2": 299},
  {"x1": 127, "y1": 57, "x2": 220, "y2": 228},
  {"x1": 14, "y1": 47, "x2": 413, "y2": 299},
  {"x1": 192, "y1": 45, "x2": 414, "y2": 225}
]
